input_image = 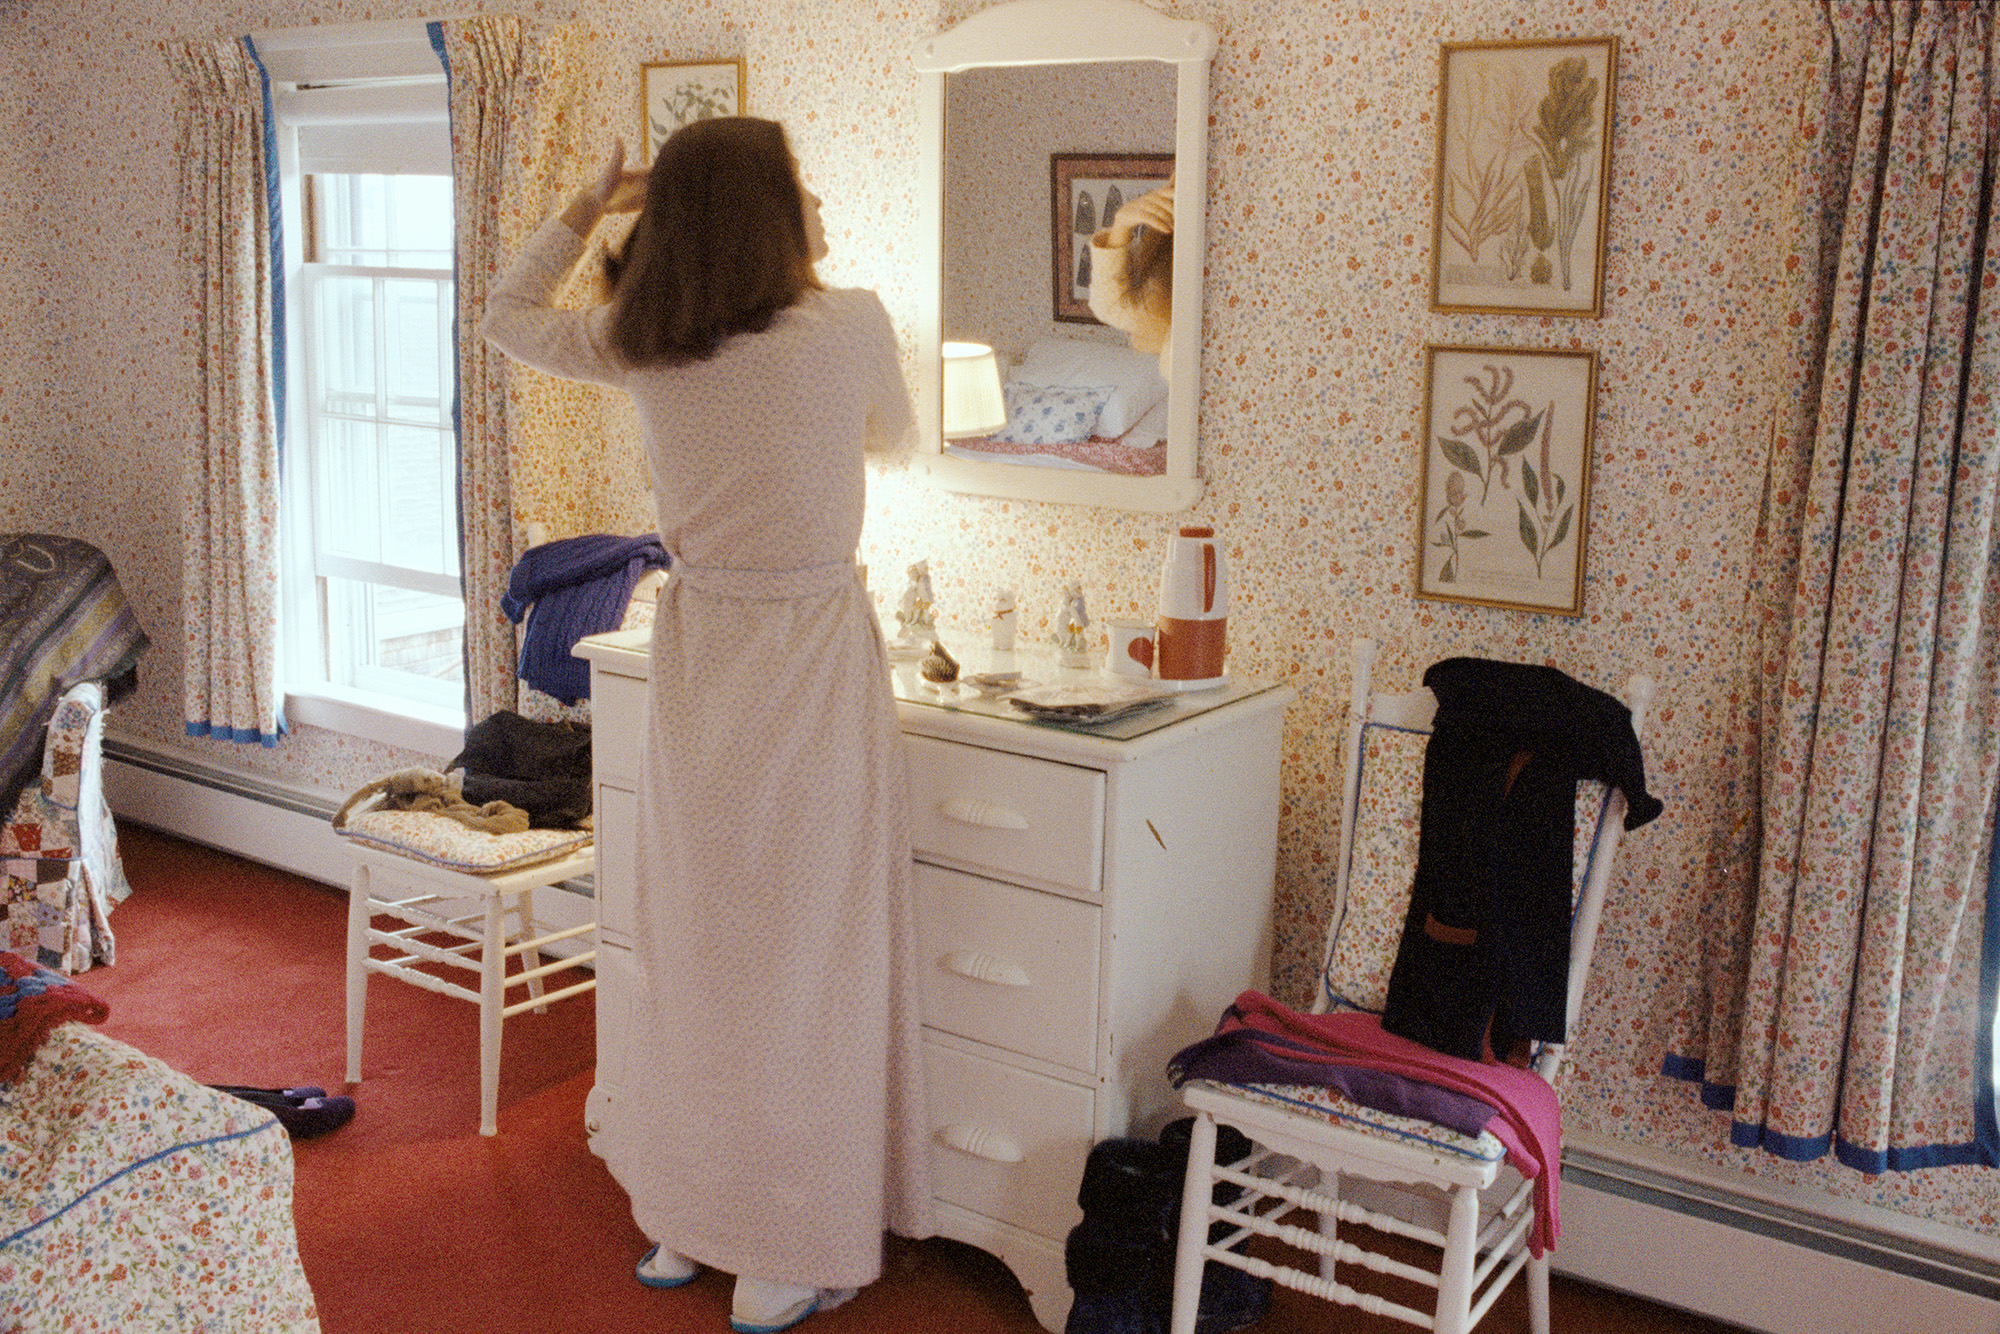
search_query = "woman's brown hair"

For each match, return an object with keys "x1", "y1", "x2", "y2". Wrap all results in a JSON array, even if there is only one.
[
  {"x1": 605, "y1": 117, "x2": 822, "y2": 367},
  {"x1": 1124, "y1": 222, "x2": 1172, "y2": 318}
]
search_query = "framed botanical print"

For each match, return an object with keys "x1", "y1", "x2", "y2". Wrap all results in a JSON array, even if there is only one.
[
  {"x1": 1430, "y1": 37, "x2": 1618, "y2": 317},
  {"x1": 642, "y1": 58, "x2": 745, "y2": 161},
  {"x1": 1416, "y1": 344, "x2": 1598, "y2": 616},
  {"x1": 1049, "y1": 152, "x2": 1173, "y2": 324}
]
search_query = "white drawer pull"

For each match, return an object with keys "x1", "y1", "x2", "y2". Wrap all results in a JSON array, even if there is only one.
[
  {"x1": 938, "y1": 796, "x2": 1029, "y2": 831},
  {"x1": 941, "y1": 949, "x2": 1030, "y2": 988},
  {"x1": 935, "y1": 1123, "x2": 1024, "y2": 1163}
]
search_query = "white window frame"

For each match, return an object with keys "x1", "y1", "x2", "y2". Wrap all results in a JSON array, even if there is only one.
[{"x1": 260, "y1": 22, "x2": 466, "y2": 757}]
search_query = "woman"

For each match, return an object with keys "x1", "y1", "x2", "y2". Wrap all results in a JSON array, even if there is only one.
[
  {"x1": 482, "y1": 118, "x2": 932, "y2": 1334},
  {"x1": 1087, "y1": 174, "x2": 1174, "y2": 379}
]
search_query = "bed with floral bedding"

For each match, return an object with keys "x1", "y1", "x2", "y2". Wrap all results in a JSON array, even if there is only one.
[{"x1": 0, "y1": 956, "x2": 319, "y2": 1331}]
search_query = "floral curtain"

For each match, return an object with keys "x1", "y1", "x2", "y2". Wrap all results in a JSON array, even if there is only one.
[
  {"x1": 1666, "y1": 0, "x2": 1999, "y2": 1172},
  {"x1": 166, "y1": 37, "x2": 285, "y2": 746},
  {"x1": 431, "y1": 16, "x2": 529, "y2": 724}
]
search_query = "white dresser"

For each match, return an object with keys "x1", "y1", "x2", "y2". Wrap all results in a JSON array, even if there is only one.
[{"x1": 576, "y1": 628, "x2": 1289, "y2": 1332}]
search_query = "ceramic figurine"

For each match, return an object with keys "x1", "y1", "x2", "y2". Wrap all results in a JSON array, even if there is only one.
[
  {"x1": 895, "y1": 560, "x2": 936, "y2": 646},
  {"x1": 1053, "y1": 580, "x2": 1093, "y2": 668},
  {"x1": 989, "y1": 586, "x2": 1018, "y2": 652}
]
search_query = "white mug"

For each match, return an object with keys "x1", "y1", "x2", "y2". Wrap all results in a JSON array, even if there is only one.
[{"x1": 1105, "y1": 619, "x2": 1157, "y2": 678}]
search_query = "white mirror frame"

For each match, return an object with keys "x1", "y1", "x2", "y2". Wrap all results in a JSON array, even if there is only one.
[{"x1": 913, "y1": 0, "x2": 1216, "y2": 513}]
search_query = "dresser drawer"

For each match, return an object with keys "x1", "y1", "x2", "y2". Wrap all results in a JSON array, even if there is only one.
[
  {"x1": 916, "y1": 865, "x2": 1100, "y2": 1073},
  {"x1": 904, "y1": 735, "x2": 1104, "y2": 898},
  {"x1": 925, "y1": 1039, "x2": 1094, "y2": 1240},
  {"x1": 593, "y1": 671, "x2": 648, "y2": 786}
]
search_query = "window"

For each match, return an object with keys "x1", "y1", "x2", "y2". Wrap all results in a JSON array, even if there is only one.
[
  {"x1": 300, "y1": 173, "x2": 460, "y2": 712},
  {"x1": 259, "y1": 38, "x2": 463, "y2": 752}
]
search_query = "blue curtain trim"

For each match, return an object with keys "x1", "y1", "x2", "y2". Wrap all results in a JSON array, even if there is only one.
[
  {"x1": 240, "y1": 36, "x2": 285, "y2": 467},
  {"x1": 185, "y1": 719, "x2": 285, "y2": 748},
  {"x1": 1661, "y1": 1052, "x2": 1999, "y2": 1172}
]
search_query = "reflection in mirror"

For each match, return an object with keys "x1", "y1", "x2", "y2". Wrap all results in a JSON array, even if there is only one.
[
  {"x1": 941, "y1": 63, "x2": 1176, "y2": 479},
  {"x1": 913, "y1": 0, "x2": 1215, "y2": 513}
]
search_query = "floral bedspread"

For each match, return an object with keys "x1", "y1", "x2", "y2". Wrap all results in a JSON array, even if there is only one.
[{"x1": 0, "y1": 1023, "x2": 320, "y2": 1331}]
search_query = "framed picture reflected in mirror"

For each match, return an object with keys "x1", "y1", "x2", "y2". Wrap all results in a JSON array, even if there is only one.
[{"x1": 1050, "y1": 152, "x2": 1173, "y2": 324}]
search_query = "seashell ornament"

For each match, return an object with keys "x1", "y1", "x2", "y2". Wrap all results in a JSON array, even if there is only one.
[{"x1": 920, "y1": 640, "x2": 961, "y2": 684}]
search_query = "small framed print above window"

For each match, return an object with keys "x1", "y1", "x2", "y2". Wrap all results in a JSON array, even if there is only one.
[
  {"x1": 642, "y1": 58, "x2": 745, "y2": 161},
  {"x1": 1430, "y1": 36, "x2": 1618, "y2": 317},
  {"x1": 1050, "y1": 152, "x2": 1173, "y2": 324},
  {"x1": 1416, "y1": 344, "x2": 1597, "y2": 617}
]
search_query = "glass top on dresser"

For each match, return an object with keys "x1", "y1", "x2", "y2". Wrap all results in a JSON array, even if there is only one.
[{"x1": 887, "y1": 643, "x2": 1284, "y2": 742}]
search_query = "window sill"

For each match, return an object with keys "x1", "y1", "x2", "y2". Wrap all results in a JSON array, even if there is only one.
[{"x1": 286, "y1": 686, "x2": 465, "y2": 760}]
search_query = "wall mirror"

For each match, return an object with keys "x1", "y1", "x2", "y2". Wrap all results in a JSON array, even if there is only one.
[{"x1": 913, "y1": 0, "x2": 1215, "y2": 513}]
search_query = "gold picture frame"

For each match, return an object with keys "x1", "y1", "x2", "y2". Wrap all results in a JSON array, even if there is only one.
[
  {"x1": 641, "y1": 58, "x2": 746, "y2": 162},
  {"x1": 1429, "y1": 36, "x2": 1618, "y2": 317},
  {"x1": 1416, "y1": 344, "x2": 1597, "y2": 617}
]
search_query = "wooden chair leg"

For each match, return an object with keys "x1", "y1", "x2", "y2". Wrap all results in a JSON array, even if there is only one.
[
  {"x1": 1434, "y1": 1184, "x2": 1481, "y2": 1334},
  {"x1": 1317, "y1": 1175, "x2": 1340, "y2": 1283},
  {"x1": 1527, "y1": 1251, "x2": 1552, "y2": 1334},
  {"x1": 479, "y1": 891, "x2": 504, "y2": 1137},
  {"x1": 345, "y1": 864, "x2": 371, "y2": 1086},
  {"x1": 515, "y1": 887, "x2": 548, "y2": 1012},
  {"x1": 1167, "y1": 1112, "x2": 1219, "y2": 1334}
]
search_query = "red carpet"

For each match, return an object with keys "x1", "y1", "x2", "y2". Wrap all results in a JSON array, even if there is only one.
[{"x1": 83, "y1": 824, "x2": 1732, "y2": 1334}]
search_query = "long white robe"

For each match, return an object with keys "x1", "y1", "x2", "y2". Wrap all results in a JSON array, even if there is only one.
[{"x1": 483, "y1": 218, "x2": 933, "y2": 1288}]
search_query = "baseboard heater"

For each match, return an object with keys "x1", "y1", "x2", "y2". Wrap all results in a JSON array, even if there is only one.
[{"x1": 1557, "y1": 1135, "x2": 1999, "y2": 1333}]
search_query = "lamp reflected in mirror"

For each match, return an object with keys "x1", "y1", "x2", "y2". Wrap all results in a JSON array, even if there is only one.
[{"x1": 941, "y1": 342, "x2": 1008, "y2": 440}]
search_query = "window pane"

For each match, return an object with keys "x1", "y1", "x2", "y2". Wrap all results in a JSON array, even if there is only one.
[
  {"x1": 381, "y1": 423, "x2": 456, "y2": 575},
  {"x1": 316, "y1": 275, "x2": 378, "y2": 418},
  {"x1": 326, "y1": 576, "x2": 464, "y2": 705},
  {"x1": 383, "y1": 279, "x2": 445, "y2": 424},
  {"x1": 318, "y1": 418, "x2": 383, "y2": 561},
  {"x1": 317, "y1": 174, "x2": 453, "y2": 268}
]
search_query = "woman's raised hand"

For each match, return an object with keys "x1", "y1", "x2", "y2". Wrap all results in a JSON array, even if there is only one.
[
  {"x1": 590, "y1": 139, "x2": 651, "y2": 213},
  {"x1": 1107, "y1": 183, "x2": 1174, "y2": 244}
]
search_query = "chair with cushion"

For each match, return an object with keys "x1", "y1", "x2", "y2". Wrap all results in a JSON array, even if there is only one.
[
  {"x1": 336, "y1": 808, "x2": 597, "y2": 1136},
  {"x1": 1165, "y1": 638, "x2": 1657, "y2": 1334}
]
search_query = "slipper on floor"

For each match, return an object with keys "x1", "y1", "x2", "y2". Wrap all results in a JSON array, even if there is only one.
[
  {"x1": 731, "y1": 1278, "x2": 823, "y2": 1334},
  {"x1": 635, "y1": 1245, "x2": 700, "y2": 1289}
]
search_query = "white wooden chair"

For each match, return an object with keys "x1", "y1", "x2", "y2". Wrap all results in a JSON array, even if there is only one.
[
  {"x1": 1166, "y1": 638, "x2": 1655, "y2": 1334},
  {"x1": 339, "y1": 820, "x2": 598, "y2": 1137}
]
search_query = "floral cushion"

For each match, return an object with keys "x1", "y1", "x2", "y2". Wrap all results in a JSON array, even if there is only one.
[
  {"x1": 1194, "y1": 1077, "x2": 1507, "y2": 1164},
  {"x1": 994, "y1": 382, "x2": 1111, "y2": 446},
  {"x1": 335, "y1": 809, "x2": 591, "y2": 874}
]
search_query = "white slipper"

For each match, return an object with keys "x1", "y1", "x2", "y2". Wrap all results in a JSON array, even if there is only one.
[
  {"x1": 635, "y1": 1244, "x2": 699, "y2": 1289},
  {"x1": 730, "y1": 1276, "x2": 821, "y2": 1333}
]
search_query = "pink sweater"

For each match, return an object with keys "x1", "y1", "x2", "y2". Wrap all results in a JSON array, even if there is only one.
[{"x1": 1213, "y1": 991, "x2": 1563, "y2": 1255}]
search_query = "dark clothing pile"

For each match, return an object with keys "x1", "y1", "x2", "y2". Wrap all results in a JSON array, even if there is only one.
[
  {"x1": 448, "y1": 710, "x2": 593, "y2": 830},
  {"x1": 1380, "y1": 657, "x2": 1663, "y2": 1063},
  {"x1": 502, "y1": 533, "x2": 669, "y2": 705}
]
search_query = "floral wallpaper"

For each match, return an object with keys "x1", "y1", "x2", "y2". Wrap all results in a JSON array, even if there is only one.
[{"x1": 2, "y1": 0, "x2": 1992, "y2": 1241}]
